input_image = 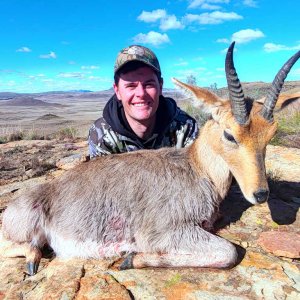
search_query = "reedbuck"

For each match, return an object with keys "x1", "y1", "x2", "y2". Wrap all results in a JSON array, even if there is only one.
[{"x1": 1, "y1": 42, "x2": 299, "y2": 275}]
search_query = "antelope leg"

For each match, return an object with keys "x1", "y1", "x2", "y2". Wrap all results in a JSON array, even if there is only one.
[
  {"x1": 120, "y1": 229, "x2": 238, "y2": 270},
  {"x1": 0, "y1": 238, "x2": 42, "y2": 275}
]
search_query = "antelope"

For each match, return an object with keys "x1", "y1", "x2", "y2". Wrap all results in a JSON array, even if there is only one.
[{"x1": 1, "y1": 42, "x2": 299, "y2": 275}]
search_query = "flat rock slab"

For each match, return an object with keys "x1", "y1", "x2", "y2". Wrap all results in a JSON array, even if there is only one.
[
  {"x1": 266, "y1": 145, "x2": 300, "y2": 182},
  {"x1": 0, "y1": 252, "x2": 299, "y2": 300},
  {"x1": 258, "y1": 231, "x2": 300, "y2": 258}
]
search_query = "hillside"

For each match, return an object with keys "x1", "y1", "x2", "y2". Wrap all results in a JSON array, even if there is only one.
[
  {"x1": 0, "y1": 96, "x2": 65, "y2": 107},
  {"x1": 215, "y1": 80, "x2": 300, "y2": 99},
  {"x1": 1, "y1": 80, "x2": 300, "y2": 102}
]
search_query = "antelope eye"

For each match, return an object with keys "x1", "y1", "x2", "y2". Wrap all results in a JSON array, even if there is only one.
[{"x1": 224, "y1": 131, "x2": 237, "y2": 144}]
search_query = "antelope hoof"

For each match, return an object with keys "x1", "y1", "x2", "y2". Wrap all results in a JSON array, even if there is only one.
[
  {"x1": 25, "y1": 246, "x2": 42, "y2": 275},
  {"x1": 27, "y1": 261, "x2": 39, "y2": 276},
  {"x1": 119, "y1": 252, "x2": 136, "y2": 270}
]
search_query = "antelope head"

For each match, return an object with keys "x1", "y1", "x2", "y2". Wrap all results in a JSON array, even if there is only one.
[{"x1": 173, "y1": 42, "x2": 300, "y2": 205}]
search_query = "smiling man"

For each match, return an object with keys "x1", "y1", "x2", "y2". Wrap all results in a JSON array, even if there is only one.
[{"x1": 88, "y1": 45, "x2": 198, "y2": 157}]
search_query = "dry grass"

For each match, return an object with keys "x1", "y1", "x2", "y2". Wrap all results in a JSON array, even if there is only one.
[
  {"x1": 0, "y1": 125, "x2": 80, "y2": 144},
  {"x1": 271, "y1": 111, "x2": 300, "y2": 148},
  {"x1": 180, "y1": 100, "x2": 209, "y2": 128},
  {"x1": 56, "y1": 127, "x2": 78, "y2": 141}
]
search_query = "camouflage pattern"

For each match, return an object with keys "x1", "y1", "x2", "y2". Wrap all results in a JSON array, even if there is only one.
[
  {"x1": 88, "y1": 110, "x2": 198, "y2": 158},
  {"x1": 114, "y1": 45, "x2": 161, "y2": 74}
]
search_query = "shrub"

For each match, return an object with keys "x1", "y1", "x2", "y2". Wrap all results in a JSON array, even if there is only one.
[
  {"x1": 271, "y1": 111, "x2": 300, "y2": 147},
  {"x1": 0, "y1": 136, "x2": 7, "y2": 144},
  {"x1": 56, "y1": 127, "x2": 78, "y2": 140},
  {"x1": 8, "y1": 130, "x2": 24, "y2": 142},
  {"x1": 24, "y1": 129, "x2": 41, "y2": 140},
  {"x1": 180, "y1": 101, "x2": 209, "y2": 128},
  {"x1": 277, "y1": 111, "x2": 300, "y2": 135}
]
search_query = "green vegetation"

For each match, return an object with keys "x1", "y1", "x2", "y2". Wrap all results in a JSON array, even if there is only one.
[
  {"x1": 0, "y1": 130, "x2": 24, "y2": 143},
  {"x1": 0, "y1": 125, "x2": 79, "y2": 143},
  {"x1": 164, "y1": 273, "x2": 182, "y2": 288},
  {"x1": 271, "y1": 111, "x2": 300, "y2": 148},
  {"x1": 56, "y1": 126, "x2": 78, "y2": 140},
  {"x1": 277, "y1": 111, "x2": 300, "y2": 134},
  {"x1": 0, "y1": 129, "x2": 50, "y2": 143},
  {"x1": 180, "y1": 101, "x2": 210, "y2": 128}
]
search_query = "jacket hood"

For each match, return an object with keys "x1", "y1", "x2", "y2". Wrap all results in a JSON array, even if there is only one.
[{"x1": 102, "y1": 94, "x2": 179, "y2": 143}]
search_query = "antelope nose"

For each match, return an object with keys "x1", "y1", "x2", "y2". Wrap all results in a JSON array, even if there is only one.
[{"x1": 253, "y1": 189, "x2": 269, "y2": 204}]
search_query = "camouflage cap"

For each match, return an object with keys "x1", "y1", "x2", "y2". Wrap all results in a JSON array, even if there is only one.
[{"x1": 114, "y1": 45, "x2": 161, "y2": 74}]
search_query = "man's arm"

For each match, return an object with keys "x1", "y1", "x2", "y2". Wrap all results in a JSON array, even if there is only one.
[
  {"x1": 88, "y1": 122, "x2": 113, "y2": 157},
  {"x1": 174, "y1": 109, "x2": 199, "y2": 148}
]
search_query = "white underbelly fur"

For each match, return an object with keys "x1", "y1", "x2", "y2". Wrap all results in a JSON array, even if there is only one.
[{"x1": 48, "y1": 232, "x2": 136, "y2": 259}]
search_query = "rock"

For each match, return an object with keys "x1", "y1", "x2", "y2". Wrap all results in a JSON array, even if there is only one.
[
  {"x1": 76, "y1": 273, "x2": 131, "y2": 300},
  {"x1": 56, "y1": 153, "x2": 88, "y2": 170},
  {"x1": 258, "y1": 231, "x2": 300, "y2": 258},
  {"x1": 266, "y1": 145, "x2": 300, "y2": 182}
]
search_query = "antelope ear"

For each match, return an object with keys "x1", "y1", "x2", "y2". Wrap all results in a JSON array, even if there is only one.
[
  {"x1": 257, "y1": 92, "x2": 300, "y2": 112},
  {"x1": 172, "y1": 78, "x2": 224, "y2": 114}
]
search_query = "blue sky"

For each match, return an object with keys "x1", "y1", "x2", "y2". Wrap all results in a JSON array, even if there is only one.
[{"x1": 1, "y1": 0, "x2": 300, "y2": 93}]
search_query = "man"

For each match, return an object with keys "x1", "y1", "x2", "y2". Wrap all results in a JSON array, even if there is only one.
[{"x1": 88, "y1": 45, "x2": 198, "y2": 157}]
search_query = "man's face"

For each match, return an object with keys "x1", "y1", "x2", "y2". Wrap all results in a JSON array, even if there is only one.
[{"x1": 113, "y1": 66, "x2": 162, "y2": 125}]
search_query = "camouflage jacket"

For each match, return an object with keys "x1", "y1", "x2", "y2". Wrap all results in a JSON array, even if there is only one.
[{"x1": 88, "y1": 94, "x2": 198, "y2": 157}]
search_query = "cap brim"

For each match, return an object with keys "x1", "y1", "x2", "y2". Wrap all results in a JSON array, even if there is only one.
[{"x1": 114, "y1": 59, "x2": 160, "y2": 74}]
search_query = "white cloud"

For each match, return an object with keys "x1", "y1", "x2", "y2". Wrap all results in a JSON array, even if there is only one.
[
  {"x1": 26, "y1": 73, "x2": 46, "y2": 81},
  {"x1": 138, "y1": 9, "x2": 184, "y2": 31},
  {"x1": 188, "y1": 0, "x2": 229, "y2": 9},
  {"x1": 174, "y1": 58, "x2": 189, "y2": 66},
  {"x1": 41, "y1": 79, "x2": 54, "y2": 83},
  {"x1": 243, "y1": 0, "x2": 257, "y2": 8},
  {"x1": 6, "y1": 80, "x2": 16, "y2": 86},
  {"x1": 176, "y1": 67, "x2": 207, "y2": 78},
  {"x1": 263, "y1": 43, "x2": 300, "y2": 53},
  {"x1": 188, "y1": 0, "x2": 205, "y2": 8},
  {"x1": 263, "y1": 43, "x2": 286, "y2": 52},
  {"x1": 133, "y1": 31, "x2": 170, "y2": 46},
  {"x1": 201, "y1": 3, "x2": 221, "y2": 10},
  {"x1": 39, "y1": 51, "x2": 57, "y2": 59},
  {"x1": 57, "y1": 72, "x2": 84, "y2": 78},
  {"x1": 221, "y1": 46, "x2": 237, "y2": 54},
  {"x1": 216, "y1": 38, "x2": 230, "y2": 43},
  {"x1": 137, "y1": 9, "x2": 166, "y2": 22},
  {"x1": 160, "y1": 15, "x2": 184, "y2": 31},
  {"x1": 177, "y1": 70, "x2": 198, "y2": 78},
  {"x1": 185, "y1": 11, "x2": 243, "y2": 25},
  {"x1": 16, "y1": 46, "x2": 31, "y2": 52},
  {"x1": 231, "y1": 29, "x2": 265, "y2": 44},
  {"x1": 81, "y1": 65, "x2": 100, "y2": 70},
  {"x1": 88, "y1": 76, "x2": 101, "y2": 80}
]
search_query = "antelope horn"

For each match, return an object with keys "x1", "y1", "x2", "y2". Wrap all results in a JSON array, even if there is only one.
[
  {"x1": 225, "y1": 42, "x2": 249, "y2": 125},
  {"x1": 261, "y1": 50, "x2": 300, "y2": 121}
]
